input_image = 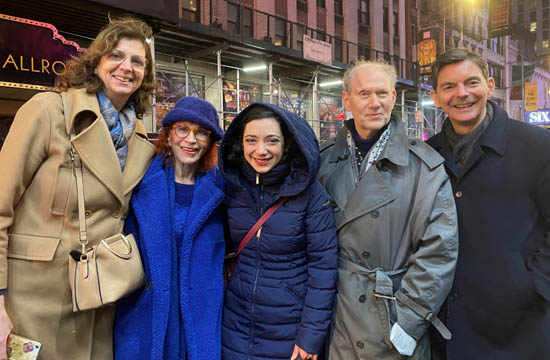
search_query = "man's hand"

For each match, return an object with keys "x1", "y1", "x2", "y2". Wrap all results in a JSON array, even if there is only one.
[
  {"x1": 290, "y1": 344, "x2": 318, "y2": 360},
  {"x1": 0, "y1": 295, "x2": 13, "y2": 360}
]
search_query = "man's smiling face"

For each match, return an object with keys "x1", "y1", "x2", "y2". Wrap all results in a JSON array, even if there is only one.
[{"x1": 431, "y1": 60, "x2": 495, "y2": 135}]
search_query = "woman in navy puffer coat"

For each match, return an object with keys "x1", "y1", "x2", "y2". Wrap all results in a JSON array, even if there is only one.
[{"x1": 219, "y1": 103, "x2": 338, "y2": 360}]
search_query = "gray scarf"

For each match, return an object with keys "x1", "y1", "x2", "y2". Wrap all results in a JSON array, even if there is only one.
[{"x1": 443, "y1": 102, "x2": 494, "y2": 172}]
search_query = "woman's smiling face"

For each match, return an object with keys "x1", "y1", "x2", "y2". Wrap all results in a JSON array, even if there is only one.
[
  {"x1": 96, "y1": 37, "x2": 146, "y2": 110},
  {"x1": 242, "y1": 117, "x2": 284, "y2": 174}
]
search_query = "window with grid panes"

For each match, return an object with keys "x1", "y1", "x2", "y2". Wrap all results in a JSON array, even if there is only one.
[
  {"x1": 383, "y1": 7, "x2": 389, "y2": 33},
  {"x1": 227, "y1": 3, "x2": 239, "y2": 34},
  {"x1": 275, "y1": 18, "x2": 287, "y2": 46},
  {"x1": 181, "y1": 0, "x2": 199, "y2": 22},
  {"x1": 359, "y1": 0, "x2": 369, "y2": 26}
]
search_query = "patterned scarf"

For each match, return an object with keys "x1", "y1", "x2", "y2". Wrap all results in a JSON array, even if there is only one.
[
  {"x1": 347, "y1": 122, "x2": 392, "y2": 184},
  {"x1": 97, "y1": 91, "x2": 137, "y2": 171}
]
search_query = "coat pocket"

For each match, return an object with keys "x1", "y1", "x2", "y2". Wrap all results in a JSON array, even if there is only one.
[{"x1": 7, "y1": 233, "x2": 60, "y2": 261}]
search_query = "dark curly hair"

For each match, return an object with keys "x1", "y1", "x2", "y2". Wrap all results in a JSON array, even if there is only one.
[
  {"x1": 56, "y1": 16, "x2": 154, "y2": 117},
  {"x1": 223, "y1": 106, "x2": 299, "y2": 169}
]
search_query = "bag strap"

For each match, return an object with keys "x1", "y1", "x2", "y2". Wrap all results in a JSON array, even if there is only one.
[
  {"x1": 70, "y1": 129, "x2": 88, "y2": 252},
  {"x1": 235, "y1": 197, "x2": 287, "y2": 256}
]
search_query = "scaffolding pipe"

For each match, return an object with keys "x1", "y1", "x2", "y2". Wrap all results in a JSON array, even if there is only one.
[
  {"x1": 401, "y1": 89, "x2": 406, "y2": 123},
  {"x1": 237, "y1": 69, "x2": 240, "y2": 113},
  {"x1": 313, "y1": 73, "x2": 319, "y2": 136},
  {"x1": 185, "y1": 59, "x2": 189, "y2": 97},
  {"x1": 217, "y1": 50, "x2": 223, "y2": 129},
  {"x1": 269, "y1": 63, "x2": 273, "y2": 104}
]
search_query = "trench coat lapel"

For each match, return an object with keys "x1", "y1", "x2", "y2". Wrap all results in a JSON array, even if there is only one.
[
  {"x1": 62, "y1": 88, "x2": 126, "y2": 206},
  {"x1": 338, "y1": 166, "x2": 394, "y2": 230},
  {"x1": 323, "y1": 130, "x2": 356, "y2": 212},
  {"x1": 123, "y1": 121, "x2": 156, "y2": 196},
  {"x1": 71, "y1": 116, "x2": 125, "y2": 205}
]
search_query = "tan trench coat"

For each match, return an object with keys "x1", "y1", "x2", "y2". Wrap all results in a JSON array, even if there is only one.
[
  {"x1": 0, "y1": 88, "x2": 155, "y2": 359},
  {"x1": 318, "y1": 117, "x2": 458, "y2": 360}
]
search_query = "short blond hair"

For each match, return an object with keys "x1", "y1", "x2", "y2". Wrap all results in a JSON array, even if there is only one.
[{"x1": 343, "y1": 60, "x2": 397, "y2": 93}]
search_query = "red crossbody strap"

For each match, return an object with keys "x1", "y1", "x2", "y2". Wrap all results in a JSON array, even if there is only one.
[{"x1": 236, "y1": 197, "x2": 287, "y2": 255}]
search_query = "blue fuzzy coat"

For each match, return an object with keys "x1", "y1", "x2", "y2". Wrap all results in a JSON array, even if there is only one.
[
  {"x1": 114, "y1": 155, "x2": 226, "y2": 360},
  {"x1": 219, "y1": 103, "x2": 338, "y2": 359}
]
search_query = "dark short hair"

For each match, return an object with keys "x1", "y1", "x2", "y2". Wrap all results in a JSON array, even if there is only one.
[
  {"x1": 56, "y1": 16, "x2": 154, "y2": 117},
  {"x1": 431, "y1": 48, "x2": 490, "y2": 90},
  {"x1": 224, "y1": 106, "x2": 297, "y2": 168}
]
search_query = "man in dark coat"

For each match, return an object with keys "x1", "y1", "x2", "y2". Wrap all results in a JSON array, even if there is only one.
[{"x1": 428, "y1": 47, "x2": 550, "y2": 360}]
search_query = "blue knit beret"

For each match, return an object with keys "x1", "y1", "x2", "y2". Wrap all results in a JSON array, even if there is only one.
[{"x1": 162, "y1": 97, "x2": 224, "y2": 141}]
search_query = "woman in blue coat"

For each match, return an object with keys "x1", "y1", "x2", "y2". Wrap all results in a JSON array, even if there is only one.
[
  {"x1": 219, "y1": 103, "x2": 338, "y2": 360},
  {"x1": 114, "y1": 97, "x2": 225, "y2": 360}
]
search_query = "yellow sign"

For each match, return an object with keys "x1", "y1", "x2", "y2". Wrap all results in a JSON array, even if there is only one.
[
  {"x1": 417, "y1": 40, "x2": 436, "y2": 67},
  {"x1": 525, "y1": 82, "x2": 538, "y2": 112}
]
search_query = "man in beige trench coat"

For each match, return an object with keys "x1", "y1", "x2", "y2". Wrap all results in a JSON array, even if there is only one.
[{"x1": 318, "y1": 60, "x2": 458, "y2": 359}]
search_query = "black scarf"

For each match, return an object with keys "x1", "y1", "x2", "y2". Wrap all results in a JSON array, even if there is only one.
[{"x1": 443, "y1": 102, "x2": 494, "y2": 172}]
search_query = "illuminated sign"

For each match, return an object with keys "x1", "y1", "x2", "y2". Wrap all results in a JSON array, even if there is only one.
[
  {"x1": 525, "y1": 109, "x2": 550, "y2": 125},
  {"x1": 0, "y1": 14, "x2": 85, "y2": 90}
]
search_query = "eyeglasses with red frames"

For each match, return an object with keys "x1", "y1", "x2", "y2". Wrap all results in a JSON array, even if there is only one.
[{"x1": 172, "y1": 125, "x2": 211, "y2": 142}]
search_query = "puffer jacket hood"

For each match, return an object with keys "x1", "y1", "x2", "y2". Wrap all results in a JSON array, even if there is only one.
[{"x1": 219, "y1": 103, "x2": 320, "y2": 197}]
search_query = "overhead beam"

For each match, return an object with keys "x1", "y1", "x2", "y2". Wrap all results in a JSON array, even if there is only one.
[{"x1": 186, "y1": 42, "x2": 229, "y2": 60}]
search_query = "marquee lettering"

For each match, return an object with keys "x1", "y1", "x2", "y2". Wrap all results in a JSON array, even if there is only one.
[{"x1": 1, "y1": 53, "x2": 66, "y2": 75}]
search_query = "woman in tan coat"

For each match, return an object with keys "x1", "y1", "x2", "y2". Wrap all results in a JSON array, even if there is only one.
[{"x1": 0, "y1": 17, "x2": 156, "y2": 359}]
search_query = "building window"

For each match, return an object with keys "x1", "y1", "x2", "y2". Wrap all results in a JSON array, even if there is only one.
[
  {"x1": 297, "y1": 25, "x2": 304, "y2": 52},
  {"x1": 227, "y1": 4, "x2": 239, "y2": 34},
  {"x1": 297, "y1": 0, "x2": 308, "y2": 24},
  {"x1": 490, "y1": 36, "x2": 504, "y2": 55},
  {"x1": 317, "y1": 0, "x2": 326, "y2": 8},
  {"x1": 359, "y1": 0, "x2": 369, "y2": 26},
  {"x1": 334, "y1": 37, "x2": 343, "y2": 62},
  {"x1": 243, "y1": 8, "x2": 252, "y2": 37},
  {"x1": 274, "y1": 19, "x2": 287, "y2": 46},
  {"x1": 181, "y1": 0, "x2": 199, "y2": 22},
  {"x1": 334, "y1": 0, "x2": 343, "y2": 16},
  {"x1": 316, "y1": 31, "x2": 326, "y2": 42},
  {"x1": 383, "y1": 7, "x2": 389, "y2": 33},
  {"x1": 489, "y1": 63, "x2": 503, "y2": 88},
  {"x1": 393, "y1": 11, "x2": 398, "y2": 35},
  {"x1": 531, "y1": 22, "x2": 537, "y2": 32},
  {"x1": 228, "y1": 4, "x2": 252, "y2": 37},
  {"x1": 411, "y1": 22, "x2": 416, "y2": 46},
  {"x1": 543, "y1": 40, "x2": 549, "y2": 49}
]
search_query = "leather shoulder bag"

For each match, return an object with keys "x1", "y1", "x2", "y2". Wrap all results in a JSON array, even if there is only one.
[{"x1": 67, "y1": 129, "x2": 145, "y2": 312}]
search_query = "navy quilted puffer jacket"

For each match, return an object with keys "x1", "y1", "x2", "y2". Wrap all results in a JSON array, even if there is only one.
[{"x1": 219, "y1": 103, "x2": 338, "y2": 360}]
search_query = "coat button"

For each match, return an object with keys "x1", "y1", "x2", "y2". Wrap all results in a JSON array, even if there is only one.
[
  {"x1": 449, "y1": 292, "x2": 459, "y2": 301},
  {"x1": 112, "y1": 209, "x2": 121, "y2": 218},
  {"x1": 356, "y1": 340, "x2": 364, "y2": 349},
  {"x1": 145, "y1": 282, "x2": 152, "y2": 291},
  {"x1": 359, "y1": 294, "x2": 366, "y2": 303},
  {"x1": 362, "y1": 251, "x2": 371, "y2": 259},
  {"x1": 84, "y1": 210, "x2": 92, "y2": 219},
  {"x1": 455, "y1": 191, "x2": 463, "y2": 198},
  {"x1": 371, "y1": 210, "x2": 380, "y2": 218}
]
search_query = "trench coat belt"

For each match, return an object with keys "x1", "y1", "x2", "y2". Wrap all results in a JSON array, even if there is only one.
[{"x1": 338, "y1": 257, "x2": 452, "y2": 341}]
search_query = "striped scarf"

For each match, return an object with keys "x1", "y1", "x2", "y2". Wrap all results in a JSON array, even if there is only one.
[{"x1": 97, "y1": 91, "x2": 137, "y2": 171}]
